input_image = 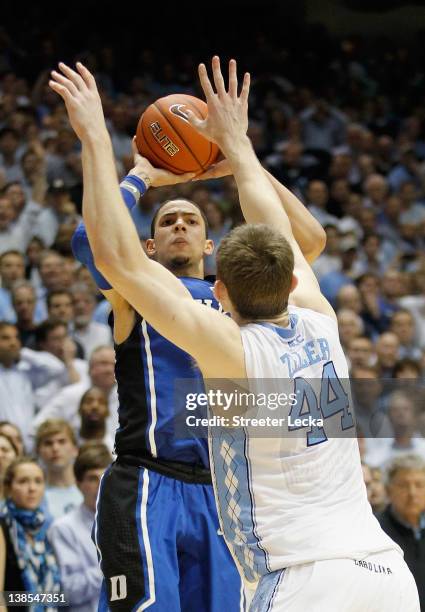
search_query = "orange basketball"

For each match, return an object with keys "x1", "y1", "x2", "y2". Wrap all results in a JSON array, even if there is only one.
[{"x1": 135, "y1": 94, "x2": 219, "y2": 175}]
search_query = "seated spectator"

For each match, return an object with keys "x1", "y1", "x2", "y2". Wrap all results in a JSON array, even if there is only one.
[
  {"x1": 49, "y1": 443, "x2": 112, "y2": 612},
  {"x1": 370, "y1": 467, "x2": 388, "y2": 514},
  {"x1": 352, "y1": 233, "x2": 390, "y2": 277},
  {"x1": 347, "y1": 336, "x2": 375, "y2": 369},
  {"x1": 0, "y1": 457, "x2": 62, "y2": 604},
  {"x1": 32, "y1": 346, "x2": 118, "y2": 441},
  {"x1": 365, "y1": 391, "x2": 425, "y2": 468},
  {"x1": 0, "y1": 194, "x2": 30, "y2": 255},
  {"x1": 393, "y1": 358, "x2": 422, "y2": 380},
  {"x1": 25, "y1": 236, "x2": 45, "y2": 291},
  {"x1": 357, "y1": 272, "x2": 399, "y2": 338},
  {"x1": 47, "y1": 289, "x2": 75, "y2": 325},
  {"x1": 0, "y1": 433, "x2": 18, "y2": 499},
  {"x1": 11, "y1": 280, "x2": 40, "y2": 347},
  {"x1": 336, "y1": 284, "x2": 362, "y2": 314},
  {"x1": 0, "y1": 250, "x2": 26, "y2": 322},
  {"x1": 305, "y1": 180, "x2": 338, "y2": 227},
  {"x1": 337, "y1": 309, "x2": 364, "y2": 351},
  {"x1": 378, "y1": 455, "x2": 425, "y2": 608},
  {"x1": 312, "y1": 224, "x2": 341, "y2": 280},
  {"x1": 0, "y1": 322, "x2": 35, "y2": 450},
  {"x1": 375, "y1": 332, "x2": 400, "y2": 377},
  {"x1": 70, "y1": 283, "x2": 112, "y2": 359},
  {"x1": 390, "y1": 309, "x2": 422, "y2": 361},
  {"x1": 0, "y1": 422, "x2": 24, "y2": 457},
  {"x1": 35, "y1": 420, "x2": 83, "y2": 520},
  {"x1": 398, "y1": 269, "x2": 425, "y2": 349},
  {"x1": 320, "y1": 237, "x2": 358, "y2": 306},
  {"x1": 78, "y1": 388, "x2": 113, "y2": 453},
  {"x1": 36, "y1": 250, "x2": 68, "y2": 321},
  {"x1": 0, "y1": 128, "x2": 24, "y2": 183}
]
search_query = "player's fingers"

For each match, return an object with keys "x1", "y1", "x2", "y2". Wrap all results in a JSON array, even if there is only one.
[
  {"x1": 198, "y1": 63, "x2": 215, "y2": 101},
  {"x1": 76, "y1": 62, "x2": 97, "y2": 90},
  {"x1": 58, "y1": 62, "x2": 86, "y2": 91},
  {"x1": 240, "y1": 72, "x2": 251, "y2": 105},
  {"x1": 131, "y1": 136, "x2": 138, "y2": 156},
  {"x1": 175, "y1": 171, "x2": 197, "y2": 183},
  {"x1": 228, "y1": 59, "x2": 238, "y2": 99},
  {"x1": 49, "y1": 80, "x2": 73, "y2": 104},
  {"x1": 185, "y1": 109, "x2": 206, "y2": 134},
  {"x1": 50, "y1": 70, "x2": 80, "y2": 97},
  {"x1": 211, "y1": 56, "x2": 227, "y2": 99}
]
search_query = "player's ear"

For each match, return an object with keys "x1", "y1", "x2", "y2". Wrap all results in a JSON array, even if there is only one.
[
  {"x1": 289, "y1": 274, "x2": 298, "y2": 293},
  {"x1": 145, "y1": 239, "x2": 156, "y2": 256},
  {"x1": 204, "y1": 239, "x2": 214, "y2": 256},
  {"x1": 213, "y1": 279, "x2": 226, "y2": 302}
]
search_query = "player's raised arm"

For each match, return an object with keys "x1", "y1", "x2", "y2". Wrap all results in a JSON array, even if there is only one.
[
  {"x1": 49, "y1": 62, "x2": 244, "y2": 378},
  {"x1": 188, "y1": 57, "x2": 335, "y2": 320}
]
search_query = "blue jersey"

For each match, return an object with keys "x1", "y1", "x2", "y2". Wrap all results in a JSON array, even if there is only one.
[{"x1": 114, "y1": 277, "x2": 220, "y2": 467}]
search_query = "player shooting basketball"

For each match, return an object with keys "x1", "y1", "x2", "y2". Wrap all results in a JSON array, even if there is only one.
[{"x1": 50, "y1": 58, "x2": 419, "y2": 611}]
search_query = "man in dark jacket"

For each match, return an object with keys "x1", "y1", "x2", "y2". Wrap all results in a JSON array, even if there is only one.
[{"x1": 378, "y1": 454, "x2": 425, "y2": 609}]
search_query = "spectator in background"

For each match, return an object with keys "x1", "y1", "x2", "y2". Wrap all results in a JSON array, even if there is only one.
[
  {"x1": 390, "y1": 309, "x2": 422, "y2": 360},
  {"x1": 70, "y1": 283, "x2": 112, "y2": 359},
  {"x1": 300, "y1": 99, "x2": 347, "y2": 153},
  {"x1": 2, "y1": 181, "x2": 42, "y2": 242},
  {"x1": 36, "y1": 250, "x2": 67, "y2": 320},
  {"x1": 77, "y1": 387, "x2": 113, "y2": 453},
  {"x1": 0, "y1": 194, "x2": 29, "y2": 254},
  {"x1": 398, "y1": 269, "x2": 425, "y2": 350},
  {"x1": 375, "y1": 332, "x2": 401, "y2": 377},
  {"x1": 357, "y1": 272, "x2": 398, "y2": 338},
  {"x1": 0, "y1": 457, "x2": 62, "y2": 605},
  {"x1": 378, "y1": 455, "x2": 425, "y2": 608},
  {"x1": 49, "y1": 443, "x2": 111, "y2": 612},
  {"x1": 0, "y1": 128, "x2": 23, "y2": 182},
  {"x1": 25, "y1": 236, "x2": 45, "y2": 291},
  {"x1": 0, "y1": 423, "x2": 24, "y2": 457},
  {"x1": 0, "y1": 322, "x2": 35, "y2": 450},
  {"x1": 203, "y1": 200, "x2": 231, "y2": 276},
  {"x1": 305, "y1": 180, "x2": 337, "y2": 227},
  {"x1": 35, "y1": 419, "x2": 83, "y2": 520},
  {"x1": 366, "y1": 392, "x2": 425, "y2": 467},
  {"x1": 0, "y1": 250, "x2": 25, "y2": 322},
  {"x1": 0, "y1": 432, "x2": 18, "y2": 499},
  {"x1": 11, "y1": 280, "x2": 40, "y2": 347},
  {"x1": 312, "y1": 223, "x2": 341, "y2": 280},
  {"x1": 370, "y1": 467, "x2": 388, "y2": 514},
  {"x1": 388, "y1": 146, "x2": 422, "y2": 193},
  {"x1": 347, "y1": 336, "x2": 375, "y2": 369},
  {"x1": 362, "y1": 173, "x2": 389, "y2": 209},
  {"x1": 34, "y1": 179, "x2": 81, "y2": 248},
  {"x1": 393, "y1": 358, "x2": 422, "y2": 380},
  {"x1": 32, "y1": 346, "x2": 118, "y2": 440},
  {"x1": 47, "y1": 289, "x2": 74, "y2": 325},
  {"x1": 320, "y1": 236, "x2": 357, "y2": 306},
  {"x1": 337, "y1": 308, "x2": 363, "y2": 351},
  {"x1": 336, "y1": 284, "x2": 363, "y2": 315}
]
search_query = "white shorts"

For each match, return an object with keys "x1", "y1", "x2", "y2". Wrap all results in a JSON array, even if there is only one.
[{"x1": 250, "y1": 549, "x2": 420, "y2": 612}]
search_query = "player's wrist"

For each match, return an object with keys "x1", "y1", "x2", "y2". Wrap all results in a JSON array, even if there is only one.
[
  {"x1": 122, "y1": 174, "x2": 151, "y2": 197},
  {"x1": 219, "y1": 134, "x2": 252, "y2": 160}
]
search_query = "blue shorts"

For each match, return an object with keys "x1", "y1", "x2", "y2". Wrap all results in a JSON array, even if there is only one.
[{"x1": 94, "y1": 460, "x2": 245, "y2": 611}]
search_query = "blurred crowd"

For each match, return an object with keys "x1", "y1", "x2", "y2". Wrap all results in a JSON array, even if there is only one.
[{"x1": 0, "y1": 19, "x2": 424, "y2": 610}]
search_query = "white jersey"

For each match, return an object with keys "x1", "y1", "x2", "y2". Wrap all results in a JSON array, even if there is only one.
[{"x1": 209, "y1": 305, "x2": 399, "y2": 583}]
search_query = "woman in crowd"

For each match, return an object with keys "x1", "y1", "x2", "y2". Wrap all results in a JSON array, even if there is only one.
[
  {"x1": 0, "y1": 457, "x2": 62, "y2": 610},
  {"x1": 0, "y1": 433, "x2": 19, "y2": 500}
]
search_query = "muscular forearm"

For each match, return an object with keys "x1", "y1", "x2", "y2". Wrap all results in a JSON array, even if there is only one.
[{"x1": 265, "y1": 170, "x2": 326, "y2": 263}]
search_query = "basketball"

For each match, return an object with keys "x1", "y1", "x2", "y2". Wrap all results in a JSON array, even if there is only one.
[{"x1": 135, "y1": 94, "x2": 219, "y2": 175}]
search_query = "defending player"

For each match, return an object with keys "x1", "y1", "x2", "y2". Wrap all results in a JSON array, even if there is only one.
[
  {"x1": 50, "y1": 58, "x2": 419, "y2": 610},
  {"x1": 65, "y1": 68, "x2": 325, "y2": 611}
]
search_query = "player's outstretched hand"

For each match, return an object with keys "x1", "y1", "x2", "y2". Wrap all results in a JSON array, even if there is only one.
[
  {"x1": 49, "y1": 62, "x2": 108, "y2": 142},
  {"x1": 129, "y1": 137, "x2": 196, "y2": 188},
  {"x1": 186, "y1": 56, "x2": 250, "y2": 150}
]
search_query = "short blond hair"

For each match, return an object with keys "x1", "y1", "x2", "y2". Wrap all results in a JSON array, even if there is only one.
[
  {"x1": 216, "y1": 224, "x2": 294, "y2": 319},
  {"x1": 35, "y1": 419, "x2": 77, "y2": 451}
]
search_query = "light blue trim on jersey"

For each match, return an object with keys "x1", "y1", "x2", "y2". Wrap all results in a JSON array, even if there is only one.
[
  {"x1": 250, "y1": 569, "x2": 285, "y2": 612},
  {"x1": 257, "y1": 315, "x2": 299, "y2": 340},
  {"x1": 210, "y1": 428, "x2": 269, "y2": 581}
]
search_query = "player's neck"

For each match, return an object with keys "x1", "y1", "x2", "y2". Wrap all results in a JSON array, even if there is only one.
[
  {"x1": 236, "y1": 310, "x2": 290, "y2": 328},
  {"x1": 169, "y1": 261, "x2": 205, "y2": 279}
]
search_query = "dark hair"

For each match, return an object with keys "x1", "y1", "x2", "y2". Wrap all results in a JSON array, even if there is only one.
[
  {"x1": 393, "y1": 358, "x2": 421, "y2": 378},
  {"x1": 46, "y1": 289, "x2": 73, "y2": 308},
  {"x1": 216, "y1": 224, "x2": 294, "y2": 319},
  {"x1": 0, "y1": 432, "x2": 19, "y2": 458},
  {"x1": 73, "y1": 443, "x2": 111, "y2": 482},
  {"x1": 150, "y1": 199, "x2": 209, "y2": 238},
  {"x1": 35, "y1": 318, "x2": 67, "y2": 347}
]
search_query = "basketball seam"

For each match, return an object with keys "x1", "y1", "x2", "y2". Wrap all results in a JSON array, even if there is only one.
[
  {"x1": 141, "y1": 120, "x2": 184, "y2": 174},
  {"x1": 154, "y1": 101, "x2": 206, "y2": 171}
]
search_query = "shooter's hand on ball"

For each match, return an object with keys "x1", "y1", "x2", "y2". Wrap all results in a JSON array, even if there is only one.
[
  {"x1": 186, "y1": 56, "x2": 250, "y2": 155},
  {"x1": 129, "y1": 138, "x2": 196, "y2": 188},
  {"x1": 49, "y1": 62, "x2": 108, "y2": 143}
]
